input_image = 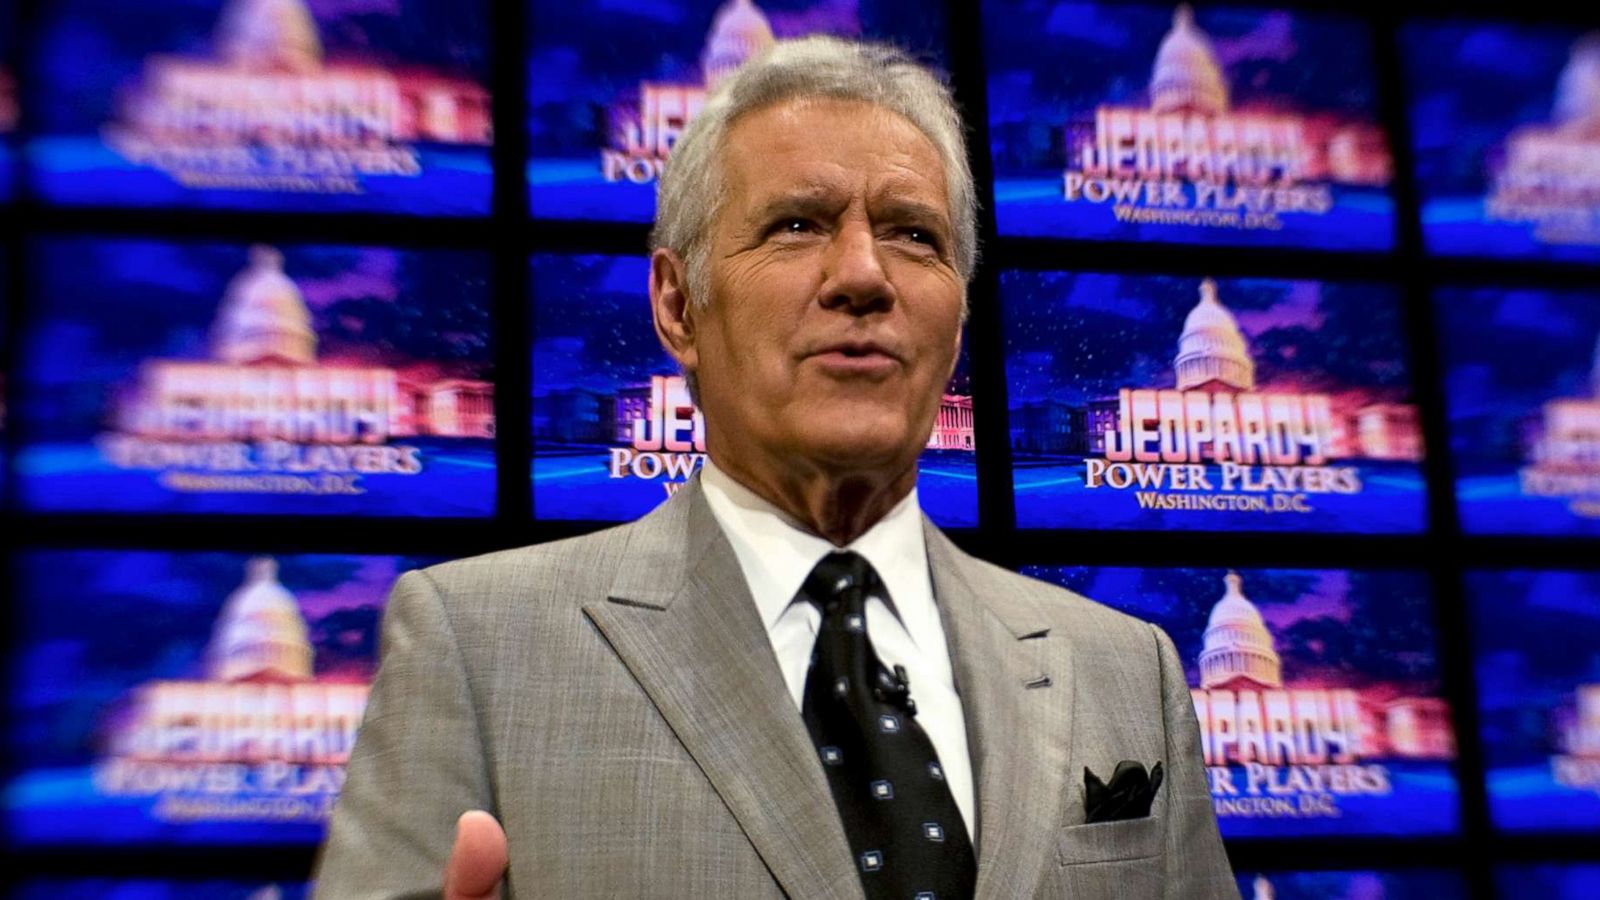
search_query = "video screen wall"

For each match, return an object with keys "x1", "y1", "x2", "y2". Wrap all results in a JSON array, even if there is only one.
[
  {"x1": 12, "y1": 238, "x2": 497, "y2": 518},
  {"x1": 526, "y1": 0, "x2": 948, "y2": 222},
  {"x1": 1024, "y1": 565, "x2": 1459, "y2": 839},
  {"x1": 1467, "y1": 569, "x2": 1600, "y2": 835},
  {"x1": 983, "y1": 2, "x2": 1395, "y2": 251},
  {"x1": 1004, "y1": 271, "x2": 1425, "y2": 533},
  {"x1": 530, "y1": 252, "x2": 978, "y2": 525},
  {"x1": 0, "y1": 0, "x2": 1594, "y2": 894},
  {"x1": 5, "y1": 550, "x2": 431, "y2": 846},
  {"x1": 1435, "y1": 286, "x2": 1600, "y2": 537},
  {"x1": 24, "y1": 0, "x2": 493, "y2": 215},
  {"x1": 1405, "y1": 21, "x2": 1600, "y2": 263}
]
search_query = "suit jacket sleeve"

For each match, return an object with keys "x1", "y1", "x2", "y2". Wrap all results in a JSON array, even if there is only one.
[
  {"x1": 1152, "y1": 623, "x2": 1240, "y2": 900},
  {"x1": 312, "y1": 569, "x2": 496, "y2": 900}
]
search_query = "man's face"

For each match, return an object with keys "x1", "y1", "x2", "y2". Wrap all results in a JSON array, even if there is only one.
[{"x1": 663, "y1": 96, "x2": 965, "y2": 481}]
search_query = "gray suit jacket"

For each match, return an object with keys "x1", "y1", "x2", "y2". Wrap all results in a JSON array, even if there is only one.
[{"x1": 313, "y1": 477, "x2": 1238, "y2": 899}]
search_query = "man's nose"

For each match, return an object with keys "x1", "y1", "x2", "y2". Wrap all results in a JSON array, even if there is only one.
[{"x1": 818, "y1": 221, "x2": 895, "y2": 314}]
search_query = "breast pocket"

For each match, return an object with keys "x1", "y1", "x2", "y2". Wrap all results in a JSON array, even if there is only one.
[{"x1": 1056, "y1": 813, "x2": 1165, "y2": 866}]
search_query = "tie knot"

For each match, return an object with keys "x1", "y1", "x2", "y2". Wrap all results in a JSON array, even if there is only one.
[{"x1": 802, "y1": 551, "x2": 879, "y2": 608}]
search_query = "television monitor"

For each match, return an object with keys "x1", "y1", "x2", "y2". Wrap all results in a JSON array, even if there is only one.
[
  {"x1": 1405, "y1": 20, "x2": 1600, "y2": 263},
  {"x1": 1021, "y1": 565, "x2": 1460, "y2": 838},
  {"x1": 5, "y1": 550, "x2": 435, "y2": 846},
  {"x1": 1495, "y1": 864, "x2": 1600, "y2": 899},
  {"x1": 1466, "y1": 569, "x2": 1600, "y2": 834},
  {"x1": 983, "y1": 1, "x2": 1395, "y2": 251},
  {"x1": 530, "y1": 252, "x2": 978, "y2": 525},
  {"x1": 13, "y1": 238, "x2": 497, "y2": 517},
  {"x1": 527, "y1": 0, "x2": 948, "y2": 222},
  {"x1": 0, "y1": 0, "x2": 15, "y2": 202},
  {"x1": 13, "y1": 882, "x2": 309, "y2": 900},
  {"x1": 1435, "y1": 286, "x2": 1600, "y2": 537},
  {"x1": 25, "y1": 0, "x2": 492, "y2": 214},
  {"x1": 1004, "y1": 271, "x2": 1426, "y2": 532}
]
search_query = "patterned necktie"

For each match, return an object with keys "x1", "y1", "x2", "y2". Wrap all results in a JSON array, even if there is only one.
[{"x1": 800, "y1": 551, "x2": 977, "y2": 900}]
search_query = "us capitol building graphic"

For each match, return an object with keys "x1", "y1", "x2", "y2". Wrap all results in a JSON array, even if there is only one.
[
  {"x1": 110, "y1": 245, "x2": 493, "y2": 449},
  {"x1": 604, "y1": 0, "x2": 776, "y2": 182},
  {"x1": 104, "y1": 0, "x2": 491, "y2": 191},
  {"x1": 1012, "y1": 280, "x2": 1422, "y2": 461},
  {"x1": 1194, "y1": 571, "x2": 1453, "y2": 760},
  {"x1": 96, "y1": 558, "x2": 370, "y2": 823},
  {"x1": 1489, "y1": 31, "x2": 1600, "y2": 242}
]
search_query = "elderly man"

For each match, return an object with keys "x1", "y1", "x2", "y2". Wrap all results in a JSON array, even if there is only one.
[{"x1": 314, "y1": 37, "x2": 1237, "y2": 900}]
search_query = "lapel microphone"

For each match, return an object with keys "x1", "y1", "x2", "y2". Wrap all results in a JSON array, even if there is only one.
[{"x1": 874, "y1": 664, "x2": 918, "y2": 716}]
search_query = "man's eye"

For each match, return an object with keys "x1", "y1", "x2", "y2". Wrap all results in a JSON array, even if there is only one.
[
  {"x1": 771, "y1": 218, "x2": 813, "y2": 236},
  {"x1": 903, "y1": 227, "x2": 941, "y2": 248}
]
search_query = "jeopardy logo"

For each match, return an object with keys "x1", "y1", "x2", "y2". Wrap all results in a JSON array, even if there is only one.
[
  {"x1": 1081, "y1": 279, "x2": 1421, "y2": 516},
  {"x1": 1487, "y1": 33, "x2": 1600, "y2": 248},
  {"x1": 1520, "y1": 331, "x2": 1600, "y2": 518},
  {"x1": 102, "y1": 0, "x2": 491, "y2": 195},
  {"x1": 1553, "y1": 684, "x2": 1600, "y2": 793},
  {"x1": 1193, "y1": 572, "x2": 1453, "y2": 821},
  {"x1": 98, "y1": 245, "x2": 494, "y2": 499},
  {"x1": 94, "y1": 558, "x2": 368, "y2": 826},
  {"x1": 1062, "y1": 5, "x2": 1390, "y2": 234}
]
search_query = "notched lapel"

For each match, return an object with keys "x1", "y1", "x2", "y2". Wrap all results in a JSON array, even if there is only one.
[
  {"x1": 925, "y1": 524, "x2": 1074, "y2": 900},
  {"x1": 583, "y1": 479, "x2": 863, "y2": 900}
]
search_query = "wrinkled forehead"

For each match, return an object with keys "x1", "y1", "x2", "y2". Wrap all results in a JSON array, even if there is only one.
[{"x1": 716, "y1": 96, "x2": 951, "y2": 221}]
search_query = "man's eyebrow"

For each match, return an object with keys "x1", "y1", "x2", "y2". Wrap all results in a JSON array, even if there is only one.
[
  {"x1": 874, "y1": 197, "x2": 951, "y2": 230},
  {"x1": 744, "y1": 191, "x2": 846, "y2": 227}
]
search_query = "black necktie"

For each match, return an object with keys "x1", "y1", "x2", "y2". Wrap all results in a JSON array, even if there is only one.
[{"x1": 800, "y1": 551, "x2": 977, "y2": 900}]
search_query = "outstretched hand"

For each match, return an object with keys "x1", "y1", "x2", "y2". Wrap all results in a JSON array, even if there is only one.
[{"x1": 444, "y1": 810, "x2": 507, "y2": 900}]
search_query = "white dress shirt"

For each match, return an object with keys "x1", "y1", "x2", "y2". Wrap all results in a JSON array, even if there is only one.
[{"x1": 698, "y1": 459, "x2": 976, "y2": 839}]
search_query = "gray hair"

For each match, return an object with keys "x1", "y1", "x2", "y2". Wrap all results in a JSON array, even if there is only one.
[{"x1": 650, "y1": 36, "x2": 979, "y2": 309}]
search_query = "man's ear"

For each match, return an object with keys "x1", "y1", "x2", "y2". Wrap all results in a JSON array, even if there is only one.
[{"x1": 649, "y1": 248, "x2": 699, "y2": 375}]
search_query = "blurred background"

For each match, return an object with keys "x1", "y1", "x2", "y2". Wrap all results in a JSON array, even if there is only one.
[{"x1": 1, "y1": 0, "x2": 1598, "y2": 897}]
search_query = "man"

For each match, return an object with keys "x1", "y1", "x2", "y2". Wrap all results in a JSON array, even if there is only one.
[{"x1": 314, "y1": 37, "x2": 1237, "y2": 900}]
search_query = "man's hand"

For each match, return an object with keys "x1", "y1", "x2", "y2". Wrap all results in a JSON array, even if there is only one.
[{"x1": 444, "y1": 810, "x2": 507, "y2": 900}]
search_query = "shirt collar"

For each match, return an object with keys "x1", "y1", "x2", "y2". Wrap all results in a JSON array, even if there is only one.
[{"x1": 698, "y1": 458, "x2": 929, "y2": 635}]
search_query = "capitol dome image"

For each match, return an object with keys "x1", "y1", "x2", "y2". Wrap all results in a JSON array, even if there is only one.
[
  {"x1": 1174, "y1": 278, "x2": 1256, "y2": 392},
  {"x1": 1199, "y1": 571, "x2": 1283, "y2": 691},
  {"x1": 211, "y1": 245, "x2": 318, "y2": 367},
  {"x1": 1554, "y1": 32, "x2": 1600, "y2": 136},
  {"x1": 702, "y1": 0, "x2": 776, "y2": 89},
  {"x1": 1150, "y1": 5, "x2": 1230, "y2": 116},
  {"x1": 215, "y1": 0, "x2": 325, "y2": 73},
  {"x1": 206, "y1": 557, "x2": 315, "y2": 683}
]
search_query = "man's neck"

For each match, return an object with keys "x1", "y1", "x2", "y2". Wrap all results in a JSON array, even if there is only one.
[{"x1": 705, "y1": 449, "x2": 919, "y2": 547}]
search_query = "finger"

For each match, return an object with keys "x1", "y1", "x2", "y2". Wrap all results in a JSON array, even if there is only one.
[{"x1": 444, "y1": 810, "x2": 508, "y2": 900}]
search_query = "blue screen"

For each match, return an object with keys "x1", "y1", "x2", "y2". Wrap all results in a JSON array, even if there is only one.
[
  {"x1": 1004, "y1": 270, "x2": 1426, "y2": 533},
  {"x1": 1435, "y1": 286, "x2": 1600, "y2": 537},
  {"x1": 1404, "y1": 20, "x2": 1600, "y2": 263},
  {"x1": 983, "y1": 1, "x2": 1395, "y2": 250},
  {"x1": 1467, "y1": 570, "x2": 1600, "y2": 834},
  {"x1": 25, "y1": 0, "x2": 492, "y2": 214},
  {"x1": 13, "y1": 237, "x2": 497, "y2": 517}
]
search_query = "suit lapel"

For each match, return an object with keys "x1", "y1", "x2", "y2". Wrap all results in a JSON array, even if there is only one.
[
  {"x1": 925, "y1": 524, "x2": 1074, "y2": 900},
  {"x1": 582, "y1": 478, "x2": 863, "y2": 900}
]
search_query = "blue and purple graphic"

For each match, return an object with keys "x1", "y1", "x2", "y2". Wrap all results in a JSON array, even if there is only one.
[
  {"x1": 14, "y1": 238, "x2": 497, "y2": 517},
  {"x1": 1004, "y1": 271, "x2": 1426, "y2": 533},
  {"x1": 1435, "y1": 286, "x2": 1600, "y2": 537},
  {"x1": 1495, "y1": 864, "x2": 1600, "y2": 899},
  {"x1": 983, "y1": 2, "x2": 1395, "y2": 250},
  {"x1": 5, "y1": 550, "x2": 434, "y2": 846},
  {"x1": 1404, "y1": 20, "x2": 1600, "y2": 263},
  {"x1": 527, "y1": 0, "x2": 948, "y2": 222},
  {"x1": 531, "y1": 252, "x2": 978, "y2": 525},
  {"x1": 25, "y1": 0, "x2": 492, "y2": 214},
  {"x1": 1233, "y1": 869, "x2": 1465, "y2": 899},
  {"x1": 1022, "y1": 566, "x2": 1459, "y2": 838},
  {"x1": 0, "y1": 0, "x2": 16, "y2": 202},
  {"x1": 1467, "y1": 569, "x2": 1600, "y2": 834}
]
